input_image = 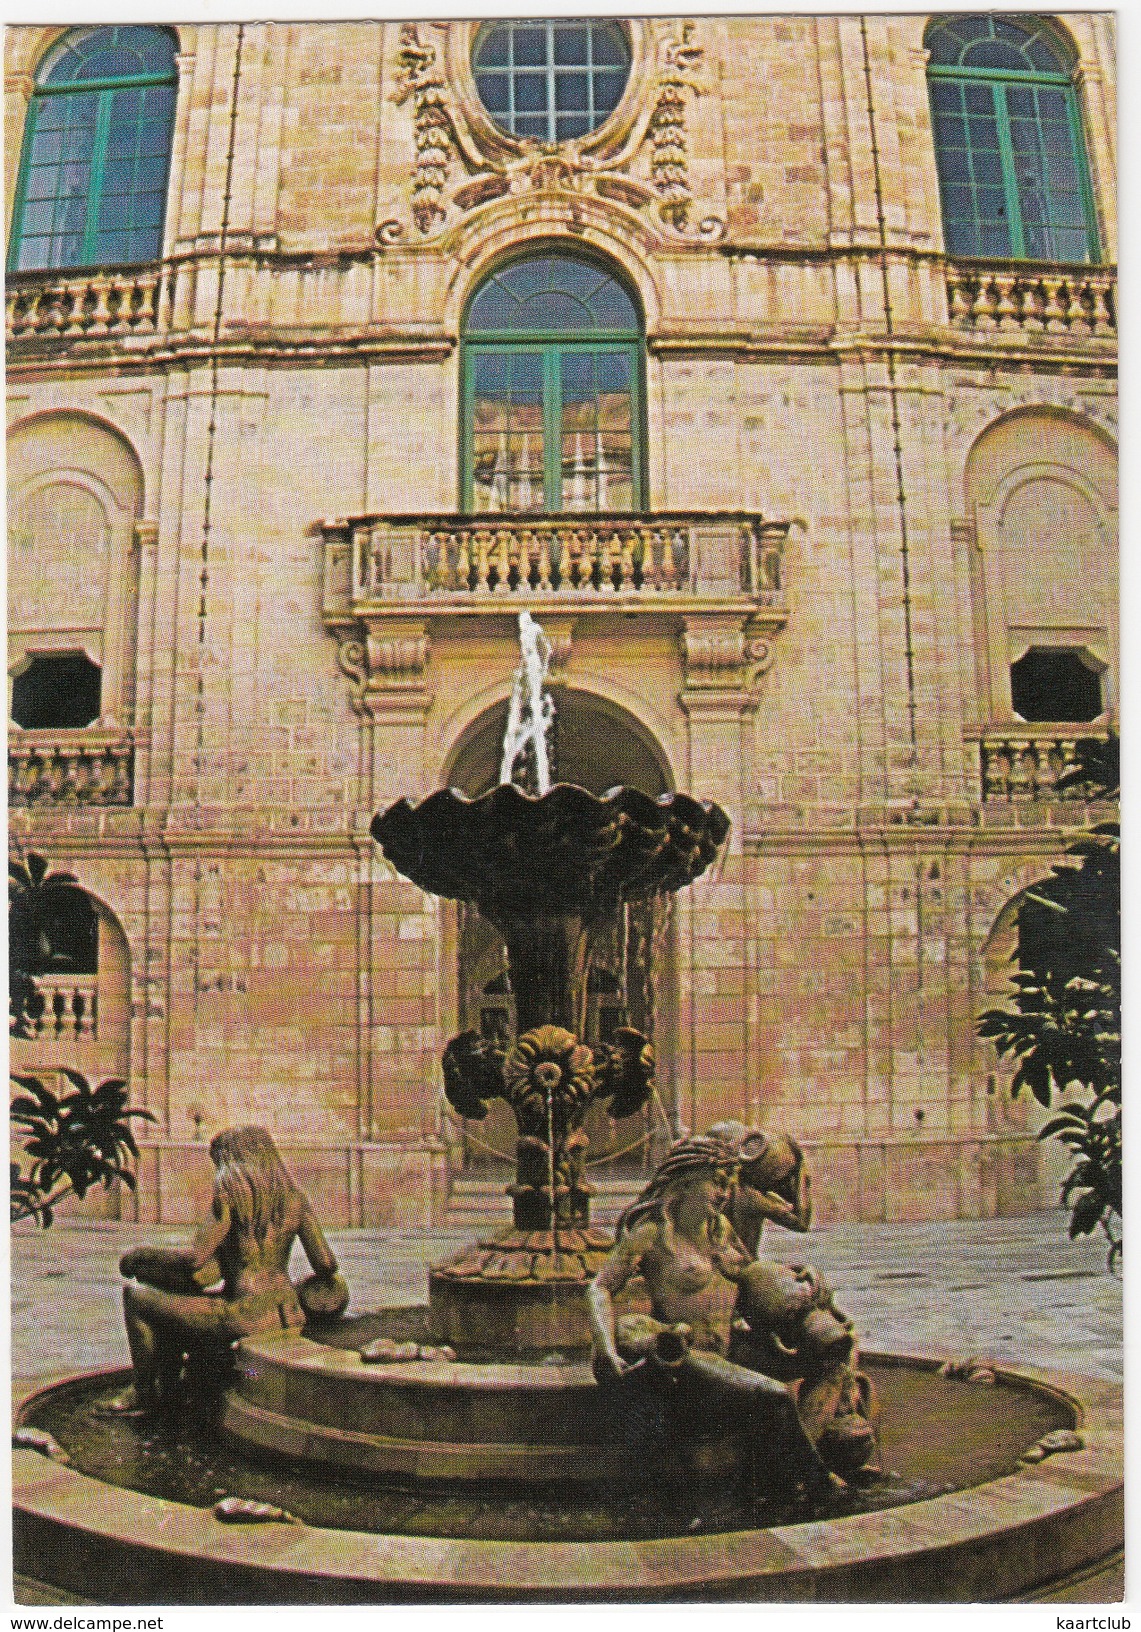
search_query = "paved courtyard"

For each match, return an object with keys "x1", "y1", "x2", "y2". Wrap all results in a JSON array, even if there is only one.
[{"x1": 11, "y1": 1208, "x2": 1125, "y2": 1605}]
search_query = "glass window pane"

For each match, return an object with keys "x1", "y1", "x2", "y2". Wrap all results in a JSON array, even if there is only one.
[
  {"x1": 97, "y1": 192, "x2": 131, "y2": 229},
  {"x1": 553, "y1": 26, "x2": 589, "y2": 67},
  {"x1": 594, "y1": 68, "x2": 630, "y2": 119},
  {"x1": 474, "y1": 72, "x2": 509, "y2": 114},
  {"x1": 555, "y1": 72, "x2": 589, "y2": 114},
  {"x1": 590, "y1": 23, "x2": 628, "y2": 67},
  {"x1": 512, "y1": 26, "x2": 547, "y2": 68},
  {"x1": 963, "y1": 40, "x2": 1025, "y2": 71},
  {"x1": 1026, "y1": 35, "x2": 1065, "y2": 72},
  {"x1": 473, "y1": 23, "x2": 509, "y2": 68},
  {"x1": 978, "y1": 221, "x2": 1012, "y2": 256},
  {"x1": 127, "y1": 226, "x2": 161, "y2": 259},
  {"x1": 513, "y1": 74, "x2": 547, "y2": 115}
]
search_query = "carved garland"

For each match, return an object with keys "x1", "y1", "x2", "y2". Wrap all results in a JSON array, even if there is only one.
[
  {"x1": 648, "y1": 22, "x2": 705, "y2": 232},
  {"x1": 394, "y1": 24, "x2": 456, "y2": 235}
]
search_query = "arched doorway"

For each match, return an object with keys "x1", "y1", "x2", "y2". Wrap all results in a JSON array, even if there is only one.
[{"x1": 444, "y1": 689, "x2": 677, "y2": 1180}]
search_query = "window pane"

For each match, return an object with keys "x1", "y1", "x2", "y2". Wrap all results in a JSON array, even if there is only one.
[
  {"x1": 556, "y1": 114, "x2": 591, "y2": 141},
  {"x1": 553, "y1": 26, "x2": 588, "y2": 67},
  {"x1": 555, "y1": 72, "x2": 589, "y2": 113},
  {"x1": 474, "y1": 72, "x2": 509, "y2": 115},
  {"x1": 512, "y1": 26, "x2": 547, "y2": 68},
  {"x1": 962, "y1": 40, "x2": 1026, "y2": 71},
  {"x1": 590, "y1": 23, "x2": 628, "y2": 67},
  {"x1": 471, "y1": 18, "x2": 629, "y2": 140},
  {"x1": 513, "y1": 74, "x2": 547, "y2": 115},
  {"x1": 473, "y1": 24, "x2": 509, "y2": 68}
]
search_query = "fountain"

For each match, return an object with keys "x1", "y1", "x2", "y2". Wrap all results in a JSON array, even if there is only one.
[{"x1": 12, "y1": 614, "x2": 1123, "y2": 1603}]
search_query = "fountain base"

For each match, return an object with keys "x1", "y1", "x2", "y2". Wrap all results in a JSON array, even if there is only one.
[
  {"x1": 14, "y1": 1352, "x2": 1122, "y2": 1603},
  {"x1": 428, "y1": 1226, "x2": 615, "y2": 1351}
]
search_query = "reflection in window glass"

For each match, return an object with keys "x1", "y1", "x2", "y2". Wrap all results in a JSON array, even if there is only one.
[
  {"x1": 924, "y1": 15, "x2": 1098, "y2": 263},
  {"x1": 12, "y1": 26, "x2": 176, "y2": 271},
  {"x1": 463, "y1": 253, "x2": 643, "y2": 514}
]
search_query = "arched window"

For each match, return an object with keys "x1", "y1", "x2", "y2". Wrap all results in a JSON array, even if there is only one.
[
  {"x1": 462, "y1": 252, "x2": 645, "y2": 513},
  {"x1": 10, "y1": 26, "x2": 177, "y2": 272},
  {"x1": 925, "y1": 16, "x2": 1098, "y2": 263},
  {"x1": 472, "y1": 20, "x2": 630, "y2": 143}
]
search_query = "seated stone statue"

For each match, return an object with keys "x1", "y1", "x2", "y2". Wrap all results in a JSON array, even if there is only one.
[
  {"x1": 586, "y1": 1134, "x2": 843, "y2": 1507},
  {"x1": 107, "y1": 1125, "x2": 349, "y2": 1414}
]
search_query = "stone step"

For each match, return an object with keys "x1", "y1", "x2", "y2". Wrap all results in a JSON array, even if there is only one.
[{"x1": 445, "y1": 1172, "x2": 645, "y2": 1228}]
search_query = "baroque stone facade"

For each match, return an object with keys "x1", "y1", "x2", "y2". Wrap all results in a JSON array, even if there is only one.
[{"x1": 7, "y1": 17, "x2": 1117, "y2": 1225}]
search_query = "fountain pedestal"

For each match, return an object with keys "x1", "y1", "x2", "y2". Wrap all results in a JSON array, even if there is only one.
[{"x1": 372, "y1": 780, "x2": 731, "y2": 1350}]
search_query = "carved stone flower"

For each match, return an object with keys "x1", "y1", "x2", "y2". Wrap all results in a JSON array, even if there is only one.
[{"x1": 503, "y1": 1025, "x2": 595, "y2": 1118}]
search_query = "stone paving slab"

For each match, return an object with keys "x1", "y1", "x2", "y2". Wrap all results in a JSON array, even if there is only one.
[{"x1": 12, "y1": 1210, "x2": 1121, "y2": 1386}]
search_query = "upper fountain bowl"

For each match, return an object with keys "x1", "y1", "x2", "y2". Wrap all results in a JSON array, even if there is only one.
[{"x1": 371, "y1": 783, "x2": 730, "y2": 921}]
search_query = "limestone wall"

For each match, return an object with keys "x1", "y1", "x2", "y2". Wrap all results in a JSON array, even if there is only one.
[{"x1": 6, "y1": 16, "x2": 1117, "y2": 1224}]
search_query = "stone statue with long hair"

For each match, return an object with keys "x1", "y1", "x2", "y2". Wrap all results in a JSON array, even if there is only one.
[
  {"x1": 586, "y1": 1134, "x2": 843, "y2": 1506},
  {"x1": 107, "y1": 1125, "x2": 348, "y2": 1414}
]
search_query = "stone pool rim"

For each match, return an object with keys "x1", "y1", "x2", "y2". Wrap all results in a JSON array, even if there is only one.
[{"x1": 13, "y1": 1351, "x2": 1123, "y2": 1604}]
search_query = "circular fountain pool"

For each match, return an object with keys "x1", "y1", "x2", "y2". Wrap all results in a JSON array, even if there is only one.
[{"x1": 13, "y1": 1333, "x2": 1123, "y2": 1603}]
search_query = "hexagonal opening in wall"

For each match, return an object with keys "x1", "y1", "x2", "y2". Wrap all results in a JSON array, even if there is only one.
[
  {"x1": 1010, "y1": 647, "x2": 1103, "y2": 723},
  {"x1": 11, "y1": 652, "x2": 102, "y2": 730}
]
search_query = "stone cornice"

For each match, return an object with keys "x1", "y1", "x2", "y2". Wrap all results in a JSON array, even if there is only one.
[{"x1": 12, "y1": 806, "x2": 1103, "y2": 859}]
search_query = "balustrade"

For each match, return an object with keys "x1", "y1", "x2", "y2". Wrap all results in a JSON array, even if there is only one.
[
  {"x1": 7, "y1": 268, "x2": 165, "y2": 340},
  {"x1": 325, "y1": 514, "x2": 788, "y2": 606},
  {"x1": 9, "y1": 734, "x2": 134, "y2": 807},
  {"x1": 18, "y1": 974, "x2": 99, "y2": 1041},
  {"x1": 946, "y1": 263, "x2": 1115, "y2": 337},
  {"x1": 977, "y1": 733, "x2": 1101, "y2": 800}
]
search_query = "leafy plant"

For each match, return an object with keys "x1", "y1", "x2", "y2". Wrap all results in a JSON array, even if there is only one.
[
  {"x1": 9, "y1": 851, "x2": 80, "y2": 1037},
  {"x1": 10, "y1": 1069, "x2": 156, "y2": 1228},
  {"x1": 977, "y1": 736, "x2": 1120, "y2": 1268}
]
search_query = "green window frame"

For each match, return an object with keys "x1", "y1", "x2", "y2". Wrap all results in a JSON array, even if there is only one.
[
  {"x1": 9, "y1": 25, "x2": 178, "y2": 273},
  {"x1": 925, "y1": 15, "x2": 1099, "y2": 264},
  {"x1": 472, "y1": 19, "x2": 631, "y2": 144},
  {"x1": 461, "y1": 254, "x2": 646, "y2": 515}
]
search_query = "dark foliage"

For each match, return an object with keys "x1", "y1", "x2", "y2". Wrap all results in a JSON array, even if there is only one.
[
  {"x1": 10, "y1": 1069, "x2": 156, "y2": 1228},
  {"x1": 10, "y1": 851, "x2": 80, "y2": 1037},
  {"x1": 11, "y1": 848, "x2": 155, "y2": 1226},
  {"x1": 977, "y1": 737, "x2": 1120, "y2": 1268}
]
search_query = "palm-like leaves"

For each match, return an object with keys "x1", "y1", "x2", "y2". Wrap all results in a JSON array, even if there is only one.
[
  {"x1": 10, "y1": 851, "x2": 79, "y2": 1037},
  {"x1": 977, "y1": 737, "x2": 1120, "y2": 1268},
  {"x1": 10, "y1": 1069, "x2": 156, "y2": 1227}
]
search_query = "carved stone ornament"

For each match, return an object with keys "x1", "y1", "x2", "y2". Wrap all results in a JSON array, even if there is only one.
[
  {"x1": 388, "y1": 19, "x2": 724, "y2": 244},
  {"x1": 681, "y1": 614, "x2": 775, "y2": 699},
  {"x1": 335, "y1": 623, "x2": 430, "y2": 716},
  {"x1": 394, "y1": 24, "x2": 457, "y2": 234}
]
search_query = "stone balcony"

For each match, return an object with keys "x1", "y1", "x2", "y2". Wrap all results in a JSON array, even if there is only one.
[
  {"x1": 321, "y1": 512, "x2": 787, "y2": 613},
  {"x1": 971, "y1": 728, "x2": 1110, "y2": 801},
  {"x1": 945, "y1": 260, "x2": 1115, "y2": 338},
  {"x1": 319, "y1": 512, "x2": 789, "y2": 714},
  {"x1": 8, "y1": 730, "x2": 134, "y2": 807}
]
